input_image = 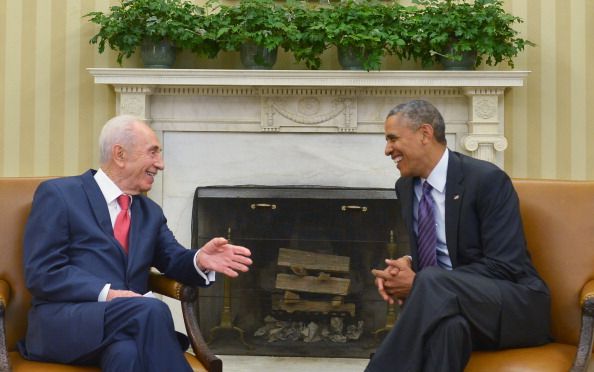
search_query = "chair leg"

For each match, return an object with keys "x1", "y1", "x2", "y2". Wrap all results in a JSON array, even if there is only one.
[
  {"x1": 181, "y1": 286, "x2": 222, "y2": 372},
  {"x1": 0, "y1": 304, "x2": 12, "y2": 372}
]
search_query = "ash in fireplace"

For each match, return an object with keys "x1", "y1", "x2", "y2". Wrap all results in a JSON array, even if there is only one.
[{"x1": 254, "y1": 315, "x2": 364, "y2": 343}]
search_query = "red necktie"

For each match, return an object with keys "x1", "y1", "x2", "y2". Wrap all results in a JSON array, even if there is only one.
[{"x1": 114, "y1": 194, "x2": 131, "y2": 253}]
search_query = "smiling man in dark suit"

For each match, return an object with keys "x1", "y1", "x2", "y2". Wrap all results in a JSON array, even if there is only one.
[
  {"x1": 19, "y1": 115, "x2": 252, "y2": 371},
  {"x1": 366, "y1": 100, "x2": 551, "y2": 372}
]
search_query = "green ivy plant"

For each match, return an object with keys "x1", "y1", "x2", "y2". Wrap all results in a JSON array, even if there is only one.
[
  {"x1": 282, "y1": 0, "x2": 327, "y2": 70},
  {"x1": 410, "y1": 0, "x2": 534, "y2": 68},
  {"x1": 208, "y1": 0, "x2": 296, "y2": 55},
  {"x1": 84, "y1": 0, "x2": 534, "y2": 70},
  {"x1": 317, "y1": 0, "x2": 407, "y2": 71},
  {"x1": 85, "y1": 0, "x2": 217, "y2": 65}
]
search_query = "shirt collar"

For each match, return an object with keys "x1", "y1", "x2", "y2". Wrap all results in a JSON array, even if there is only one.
[
  {"x1": 94, "y1": 168, "x2": 125, "y2": 205},
  {"x1": 424, "y1": 149, "x2": 448, "y2": 193}
]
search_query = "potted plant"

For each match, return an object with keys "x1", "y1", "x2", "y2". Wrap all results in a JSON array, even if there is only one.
[
  {"x1": 409, "y1": 0, "x2": 534, "y2": 69},
  {"x1": 282, "y1": 0, "x2": 327, "y2": 70},
  {"x1": 85, "y1": 0, "x2": 217, "y2": 68},
  {"x1": 207, "y1": 0, "x2": 296, "y2": 69},
  {"x1": 315, "y1": 0, "x2": 407, "y2": 71}
]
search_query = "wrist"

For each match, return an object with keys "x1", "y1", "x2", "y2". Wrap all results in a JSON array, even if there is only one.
[{"x1": 195, "y1": 249, "x2": 209, "y2": 272}]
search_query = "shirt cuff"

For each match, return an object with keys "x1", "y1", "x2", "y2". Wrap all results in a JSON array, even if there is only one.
[
  {"x1": 98, "y1": 283, "x2": 111, "y2": 302},
  {"x1": 193, "y1": 249, "x2": 216, "y2": 284}
]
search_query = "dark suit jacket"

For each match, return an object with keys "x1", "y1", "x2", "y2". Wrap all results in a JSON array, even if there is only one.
[
  {"x1": 396, "y1": 150, "x2": 550, "y2": 347},
  {"x1": 21, "y1": 170, "x2": 208, "y2": 363}
]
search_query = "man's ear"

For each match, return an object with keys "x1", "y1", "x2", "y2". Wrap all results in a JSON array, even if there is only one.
[
  {"x1": 112, "y1": 144, "x2": 126, "y2": 167},
  {"x1": 419, "y1": 123, "x2": 434, "y2": 143}
]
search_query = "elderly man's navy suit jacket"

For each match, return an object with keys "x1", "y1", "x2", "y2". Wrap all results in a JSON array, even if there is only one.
[{"x1": 20, "y1": 170, "x2": 207, "y2": 363}]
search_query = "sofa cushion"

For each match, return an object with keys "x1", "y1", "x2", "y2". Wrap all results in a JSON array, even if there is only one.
[{"x1": 466, "y1": 343, "x2": 577, "y2": 371}]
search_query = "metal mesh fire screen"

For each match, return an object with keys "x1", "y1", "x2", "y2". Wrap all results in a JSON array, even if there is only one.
[{"x1": 191, "y1": 186, "x2": 409, "y2": 358}]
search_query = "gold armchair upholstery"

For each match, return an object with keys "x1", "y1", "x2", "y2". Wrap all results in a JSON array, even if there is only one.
[
  {"x1": 0, "y1": 177, "x2": 221, "y2": 372},
  {"x1": 466, "y1": 180, "x2": 594, "y2": 371}
]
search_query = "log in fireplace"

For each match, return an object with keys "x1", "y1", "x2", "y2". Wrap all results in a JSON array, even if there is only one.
[{"x1": 192, "y1": 186, "x2": 409, "y2": 357}]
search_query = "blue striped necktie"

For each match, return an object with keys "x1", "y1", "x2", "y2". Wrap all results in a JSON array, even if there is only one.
[{"x1": 417, "y1": 181, "x2": 437, "y2": 270}]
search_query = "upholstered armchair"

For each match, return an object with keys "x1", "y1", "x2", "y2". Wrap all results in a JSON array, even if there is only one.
[
  {"x1": 0, "y1": 177, "x2": 221, "y2": 372},
  {"x1": 466, "y1": 180, "x2": 594, "y2": 371}
]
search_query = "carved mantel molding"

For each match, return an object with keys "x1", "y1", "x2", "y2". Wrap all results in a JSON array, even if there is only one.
[{"x1": 88, "y1": 68, "x2": 528, "y2": 167}]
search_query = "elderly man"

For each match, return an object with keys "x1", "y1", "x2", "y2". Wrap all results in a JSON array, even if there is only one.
[
  {"x1": 367, "y1": 100, "x2": 551, "y2": 372},
  {"x1": 19, "y1": 115, "x2": 252, "y2": 371}
]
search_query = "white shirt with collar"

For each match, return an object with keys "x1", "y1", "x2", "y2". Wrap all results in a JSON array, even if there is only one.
[
  {"x1": 413, "y1": 149, "x2": 453, "y2": 270},
  {"x1": 94, "y1": 168, "x2": 214, "y2": 301}
]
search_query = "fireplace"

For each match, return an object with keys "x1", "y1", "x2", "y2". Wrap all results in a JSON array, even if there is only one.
[{"x1": 192, "y1": 186, "x2": 409, "y2": 357}]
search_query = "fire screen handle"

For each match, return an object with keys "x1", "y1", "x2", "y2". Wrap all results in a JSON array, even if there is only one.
[
  {"x1": 341, "y1": 205, "x2": 368, "y2": 212},
  {"x1": 250, "y1": 203, "x2": 277, "y2": 210}
]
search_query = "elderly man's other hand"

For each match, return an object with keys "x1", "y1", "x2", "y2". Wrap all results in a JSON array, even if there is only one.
[
  {"x1": 107, "y1": 289, "x2": 142, "y2": 301},
  {"x1": 197, "y1": 237, "x2": 252, "y2": 278}
]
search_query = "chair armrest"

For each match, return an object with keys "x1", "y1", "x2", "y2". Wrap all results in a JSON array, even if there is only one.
[
  {"x1": 571, "y1": 279, "x2": 594, "y2": 372},
  {"x1": 0, "y1": 279, "x2": 11, "y2": 372},
  {"x1": 148, "y1": 272, "x2": 222, "y2": 372},
  {"x1": 0, "y1": 280, "x2": 10, "y2": 310},
  {"x1": 148, "y1": 271, "x2": 185, "y2": 301},
  {"x1": 579, "y1": 280, "x2": 594, "y2": 312}
]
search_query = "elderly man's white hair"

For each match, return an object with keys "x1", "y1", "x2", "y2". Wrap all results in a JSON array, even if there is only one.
[{"x1": 98, "y1": 115, "x2": 144, "y2": 165}]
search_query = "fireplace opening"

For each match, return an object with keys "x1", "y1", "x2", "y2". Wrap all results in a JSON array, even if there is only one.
[{"x1": 192, "y1": 186, "x2": 409, "y2": 358}]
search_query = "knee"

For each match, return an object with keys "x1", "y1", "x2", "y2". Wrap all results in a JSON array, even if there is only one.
[
  {"x1": 123, "y1": 298, "x2": 174, "y2": 327},
  {"x1": 408, "y1": 268, "x2": 458, "y2": 308},
  {"x1": 141, "y1": 298, "x2": 174, "y2": 323}
]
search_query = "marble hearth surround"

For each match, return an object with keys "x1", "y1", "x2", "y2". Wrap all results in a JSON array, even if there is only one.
[
  {"x1": 88, "y1": 68, "x2": 527, "y2": 336},
  {"x1": 88, "y1": 69, "x2": 528, "y2": 202}
]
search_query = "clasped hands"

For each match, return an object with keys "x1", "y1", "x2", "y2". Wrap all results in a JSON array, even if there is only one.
[{"x1": 371, "y1": 256, "x2": 415, "y2": 305}]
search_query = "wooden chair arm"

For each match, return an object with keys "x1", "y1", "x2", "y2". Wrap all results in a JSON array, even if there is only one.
[
  {"x1": 579, "y1": 279, "x2": 594, "y2": 312},
  {"x1": 0, "y1": 279, "x2": 9, "y2": 309},
  {"x1": 148, "y1": 271, "x2": 185, "y2": 301},
  {"x1": 571, "y1": 279, "x2": 594, "y2": 371},
  {"x1": 148, "y1": 272, "x2": 222, "y2": 372},
  {"x1": 0, "y1": 279, "x2": 10, "y2": 372}
]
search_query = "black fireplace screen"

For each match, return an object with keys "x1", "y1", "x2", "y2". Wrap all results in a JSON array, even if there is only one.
[{"x1": 191, "y1": 186, "x2": 409, "y2": 358}]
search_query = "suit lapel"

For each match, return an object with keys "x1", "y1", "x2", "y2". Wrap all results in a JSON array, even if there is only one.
[
  {"x1": 127, "y1": 195, "x2": 142, "y2": 270},
  {"x1": 81, "y1": 170, "x2": 128, "y2": 261},
  {"x1": 397, "y1": 177, "x2": 418, "y2": 269},
  {"x1": 81, "y1": 170, "x2": 114, "y2": 237},
  {"x1": 398, "y1": 178, "x2": 415, "y2": 232},
  {"x1": 444, "y1": 151, "x2": 464, "y2": 268}
]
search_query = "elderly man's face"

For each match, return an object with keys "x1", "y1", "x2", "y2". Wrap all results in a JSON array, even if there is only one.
[
  {"x1": 384, "y1": 113, "x2": 430, "y2": 178},
  {"x1": 118, "y1": 123, "x2": 164, "y2": 195}
]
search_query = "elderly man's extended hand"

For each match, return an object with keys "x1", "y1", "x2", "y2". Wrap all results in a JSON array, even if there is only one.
[
  {"x1": 371, "y1": 256, "x2": 415, "y2": 305},
  {"x1": 197, "y1": 237, "x2": 252, "y2": 278}
]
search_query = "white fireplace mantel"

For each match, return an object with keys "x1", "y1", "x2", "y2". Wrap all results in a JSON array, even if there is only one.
[
  {"x1": 89, "y1": 68, "x2": 527, "y2": 88},
  {"x1": 89, "y1": 68, "x2": 527, "y2": 167}
]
